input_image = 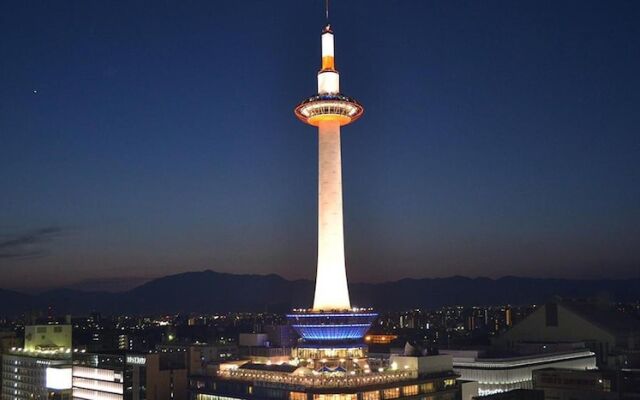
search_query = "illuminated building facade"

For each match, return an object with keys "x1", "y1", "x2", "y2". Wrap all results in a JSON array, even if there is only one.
[
  {"x1": 1, "y1": 325, "x2": 74, "y2": 400},
  {"x1": 364, "y1": 335, "x2": 398, "y2": 345},
  {"x1": 442, "y1": 349, "x2": 596, "y2": 396},
  {"x1": 1, "y1": 351, "x2": 72, "y2": 400},
  {"x1": 72, "y1": 350, "x2": 188, "y2": 400}
]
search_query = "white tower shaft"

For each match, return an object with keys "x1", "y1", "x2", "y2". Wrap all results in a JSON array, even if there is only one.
[{"x1": 313, "y1": 119, "x2": 351, "y2": 311}]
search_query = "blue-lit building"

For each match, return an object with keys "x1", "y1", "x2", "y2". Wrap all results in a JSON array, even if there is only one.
[{"x1": 286, "y1": 311, "x2": 378, "y2": 366}]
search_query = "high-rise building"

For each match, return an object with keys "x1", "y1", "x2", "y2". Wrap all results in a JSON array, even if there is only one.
[
  {"x1": 72, "y1": 350, "x2": 188, "y2": 400},
  {"x1": 1, "y1": 325, "x2": 73, "y2": 400},
  {"x1": 0, "y1": 330, "x2": 21, "y2": 395},
  {"x1": 2, "y1": 351, "x2": 73, "y2": 400}
]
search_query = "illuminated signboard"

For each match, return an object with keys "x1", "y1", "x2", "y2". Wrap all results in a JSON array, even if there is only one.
[
  {"x1": 126, "y1": 355, "x2": 146, "y2": 365},
  {"x1": 46, "y1": 367, "x2": 72, "y2": 389}
]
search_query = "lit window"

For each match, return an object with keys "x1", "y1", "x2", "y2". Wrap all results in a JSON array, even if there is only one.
[
  {"x1": 361, "y1": 391, "x2": 380, "y2": 400},
  {"x1": 382, "y1": 388, "x2": 400, "y2": 399},
  {"x1": 420, "y1": 382, "x2": 435, "y2": 393},
  {"x1": 290, "y1": 392, "x2": 306, "y2": 400},
  {"x1": 402, "y1": 385, "x2": 418, "y2": 396}
]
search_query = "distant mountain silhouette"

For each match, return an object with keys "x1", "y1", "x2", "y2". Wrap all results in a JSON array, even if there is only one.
[{"x1": 0, "y1": 270, "x2": 638, "y2": 316}]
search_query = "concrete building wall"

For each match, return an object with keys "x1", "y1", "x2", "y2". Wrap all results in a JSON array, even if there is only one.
[
  {"x1": 389, "y1": 354, "x2": 454, "y2": 376},
  {"x1": 460, "y1": 380, "x2": 479, "y2": 400},
  {"x1": 145, "y1": 353, "x2": 188, "y2": 400}
]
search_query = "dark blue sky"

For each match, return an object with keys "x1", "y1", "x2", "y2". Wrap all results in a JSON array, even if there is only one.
[{"x1": 1, "y1": 1, "x2": 639, "y2": 292}]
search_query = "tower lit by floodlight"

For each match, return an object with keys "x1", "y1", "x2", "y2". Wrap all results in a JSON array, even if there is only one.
[
  {"x1": 196, "y1": 7, "x2": 466, "y2": 399},
  {"x1": 288, "y1": 23, "x2": 374, "y2": 363},
  {"x1": 294, "y1": 24, "x2": 364, "y2": 312}
]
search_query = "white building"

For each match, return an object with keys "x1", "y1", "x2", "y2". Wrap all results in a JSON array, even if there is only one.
[{"x1": 441, "y1": 349, "x2": 596, "y2": 396}]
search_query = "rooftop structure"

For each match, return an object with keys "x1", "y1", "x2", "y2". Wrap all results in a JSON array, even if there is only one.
[
  {"x1": 1, "y1": 325, "x2": 74, "y2": 400},
  {"x1": 494, "y1": 298, "x2": 640, "y2": 368},
  {"x1": 442, "y1": 348, "x2": 596, "y2": 396},
  {"x1": 72, "y1": 350, "x2": 189, "y2": 400}
]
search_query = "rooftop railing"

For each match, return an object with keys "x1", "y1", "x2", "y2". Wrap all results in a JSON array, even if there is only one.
[{"x1": 217, "y1": 368, "x2": 418, "y2": 389}]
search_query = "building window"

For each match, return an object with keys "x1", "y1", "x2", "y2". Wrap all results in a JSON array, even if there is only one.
[
  {"x1": 361, "y1": 391, "x2": 380, "y2": 400},
  {"x1": 382, "y1": 388, "x2": 400, "y2": 399},
  {"x1": 313, "y1": 395, "x2": 356, "y2": 400},
  {"x1": 420, "y1": 383, "x2": 434, "y2": 393},
  {"x1": 196, "y1": 395, "x2": 243, "y2": 400},
  {"x1": 402, "y1": 385, "x2": 418, "y2": 396},
  {"x1": 290, "y1": 392, "x2": 306, "y2": 400}
]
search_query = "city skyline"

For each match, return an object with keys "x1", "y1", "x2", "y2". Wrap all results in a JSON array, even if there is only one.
[{"x1": 1, "y1": 0, "x2": 640, "y2": 291}]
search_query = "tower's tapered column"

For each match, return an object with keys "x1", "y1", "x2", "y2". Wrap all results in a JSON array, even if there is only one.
[
  {"x1": 294, "y1": 24, "x2": 363, "y2": 311},
  {"x1": 288, "y1": 21, "x2": 374, "y2": 347},
  {"x1": 314, "y1": 119, "x2": 351, "y2": 311}
]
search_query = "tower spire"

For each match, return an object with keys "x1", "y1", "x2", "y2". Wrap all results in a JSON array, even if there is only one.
[
  {"x1": 294, "y1": 16, "x2": 364, "y2": 311},
  {"x1": 286, "y1": 1, "x2": 375, "y2": 361},
  {"x1": 325, "y1": 0, "x2": 329, "y2": 22}
]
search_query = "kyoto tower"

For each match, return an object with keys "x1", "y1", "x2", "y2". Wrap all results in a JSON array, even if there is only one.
[
  {"x1": 289, "y1": 14, "x2": 375, "y2": 364},
  {"x1": 294, "y1": 24, "x2": 364, "y2": 311}
]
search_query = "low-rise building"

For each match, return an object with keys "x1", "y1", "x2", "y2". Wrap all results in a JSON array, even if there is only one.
[
  {"x1": 442, "y1": 349, "x2": 596, "y2": 396},
  {"x1": 494, "y1": 298, "x2": 640, "y2": 368},
  {"x1": 191, "y1": 354, "x2": 469, "y2": 400}
]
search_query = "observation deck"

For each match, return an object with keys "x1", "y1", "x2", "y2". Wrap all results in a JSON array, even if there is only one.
[{"x1": 295, "y1": 93, "x2": 364, "y2": 126}]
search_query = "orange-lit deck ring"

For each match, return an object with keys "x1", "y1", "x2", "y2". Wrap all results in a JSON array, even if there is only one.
[{"x1": 295, "y1": 93, "x2": 364, "y2": 126}]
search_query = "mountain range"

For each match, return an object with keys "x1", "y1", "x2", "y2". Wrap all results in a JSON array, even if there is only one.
[{"x1": 0, "y1": 270, "x2": 638, "y2": 316}]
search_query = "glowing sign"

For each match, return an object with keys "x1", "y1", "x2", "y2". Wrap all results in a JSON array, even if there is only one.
[
  {"x1": 126, "y1": 355, "x2": 146, "y2": 365},
  {"x1": 46, "y1": 367, "x2": 72, "y2": 389}
]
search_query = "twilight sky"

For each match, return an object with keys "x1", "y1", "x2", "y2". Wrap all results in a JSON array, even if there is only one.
[{"x1": 1, "y1": 1, "x2": 639, "y2": 292}]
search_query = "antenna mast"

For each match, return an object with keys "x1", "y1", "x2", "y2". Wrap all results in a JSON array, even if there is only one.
[{"x1": 325, "y1": 0, "x2": 329, "y2": 22}]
